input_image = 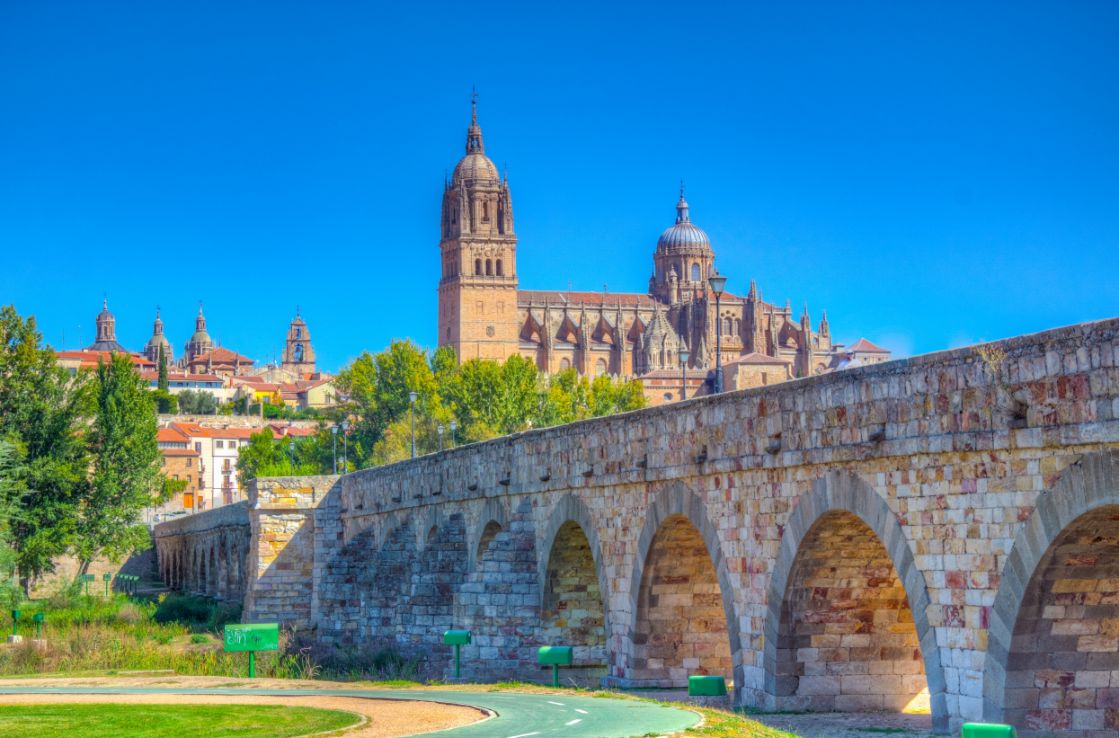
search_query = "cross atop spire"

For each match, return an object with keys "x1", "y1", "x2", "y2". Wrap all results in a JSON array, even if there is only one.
[{"x1": 471, "y1": 85, "x2": 478, "y2": 125}]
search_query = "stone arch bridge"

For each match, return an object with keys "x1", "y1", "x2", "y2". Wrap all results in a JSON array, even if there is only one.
[{"x1": 155, "y1": 319, "x2": 1119, "y2": 736}]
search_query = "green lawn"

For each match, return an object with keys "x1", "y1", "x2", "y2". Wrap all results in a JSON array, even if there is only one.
[{"x1": 0, "y1": 703, "x2": 361, "y2": 738}]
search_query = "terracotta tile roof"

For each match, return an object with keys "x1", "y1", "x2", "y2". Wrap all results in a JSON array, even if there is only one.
[
  {"x1": 847, "y1": 338, "x2": 891, "y2": 354},
  {"x1": 170, "y1": 422, "x2": 207, "y2": 437},
  {"x1": 55, "y1": 350, "x2": 155, "y2": 368},
  {"x1": 157, "y1": 427, "x2": 190, "y2": 443},
  {"x1": 188, "y1": 347, "x2": 255, "y2": 365},
  {"x1": 161, "y1": 448, "x2": 200, "y2": 457},
  {"x1": 518, "y1": 290, "x2": 659, "y2": 310}
]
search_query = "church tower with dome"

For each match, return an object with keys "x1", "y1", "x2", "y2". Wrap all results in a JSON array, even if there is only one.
[
  {"x1": 436, "y1": 98, "x2": 892, "y2": 404},
  {"x1": 437, "y1": 94, "x2": 520, "y2": 361}
]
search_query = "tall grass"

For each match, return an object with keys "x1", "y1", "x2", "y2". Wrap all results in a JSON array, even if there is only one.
[{"x1": 0, "y1": 591, "x2": 295, "y2": 679}]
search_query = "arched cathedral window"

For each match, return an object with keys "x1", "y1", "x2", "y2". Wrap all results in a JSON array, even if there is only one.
[
  {"x1": 496, "y1": 259, "x2": 503, "y2": 276},
  {"x1": 475, "y1": 258, "x2": 482, "y2": 275},
  {"x1": 486, "y1": 259, "x2": 493, "y2": 276},
  {"x1": 691, "y1": 263, "x2": 700, "y2": 281}
]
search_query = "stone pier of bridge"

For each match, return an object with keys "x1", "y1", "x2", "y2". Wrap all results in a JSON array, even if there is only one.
[{"x1": 155, "y1": 318, "x2": 1119, "y2": 737}]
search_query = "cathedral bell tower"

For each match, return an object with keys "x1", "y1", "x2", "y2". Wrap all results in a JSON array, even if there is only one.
[{"x1": 437, "y1": 93, "x2": 519, "y2": 361}]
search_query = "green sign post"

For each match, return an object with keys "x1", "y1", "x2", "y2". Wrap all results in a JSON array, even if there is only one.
[
  {"x1": 443, "y1": 630, "x2": 471, "y2": 678},
  {"x1": 103, "y1": 573, "x2": 112, "y2": 597},
  {"x1": 32, "y1": 612, "x2": 43, "y2": 639},
  {"x1": 223, "y1": 623, "x2": 280, "y2": 678},
  {"x1": 80, "y1": 574, "x2": 94, "y2": 596}
]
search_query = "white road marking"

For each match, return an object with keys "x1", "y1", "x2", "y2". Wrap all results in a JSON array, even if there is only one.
[
  {"x1": 574, "y1": 708, "x2": 588, "y2": 714},
  {"x1": 546, "y1": 700, "x2": 565, "y2": 706},
  {"x1": 507, "y1": 732, "x2": 541, "y2": 738},
  {"x1": 565, "y1": 718, "x2": 583, "y2": 726}
]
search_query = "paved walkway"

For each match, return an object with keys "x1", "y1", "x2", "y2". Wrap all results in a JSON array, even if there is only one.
[{"x1": 0, "y1": 685, "x2": 701, "y2": 738}]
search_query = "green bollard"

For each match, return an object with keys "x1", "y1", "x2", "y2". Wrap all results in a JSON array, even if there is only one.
[
  {"x1": 32, "y1": 613, "x2": 43, "y2": 639},
  {"x1": 103, "y1": 573, "x2": 112, "y2": 597},
  {"x1": 10, "y1": 610, "x2": 20, "y2": 637}
]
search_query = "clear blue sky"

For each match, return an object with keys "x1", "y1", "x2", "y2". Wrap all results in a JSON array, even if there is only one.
[{"x1": 2, "y1": 2, "x2": 1117, "y2": 371}]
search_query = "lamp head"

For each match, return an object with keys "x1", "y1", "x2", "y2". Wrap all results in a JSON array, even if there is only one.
[{"x1": 708, "y1": 273, "x2": 727, "y2": 296}]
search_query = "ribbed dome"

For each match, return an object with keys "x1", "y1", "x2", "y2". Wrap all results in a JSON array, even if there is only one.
[
  {"x1": 453, "y1": 152, "x2": 499, "y2": 183},
  {"x1": 657, "y1": 191, "x2": 711, "y2": 253}
]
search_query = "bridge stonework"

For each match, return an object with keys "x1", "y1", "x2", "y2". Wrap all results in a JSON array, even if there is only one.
[{"x1": 154, "y1": 318, "x2": 1119, "y2": 737}]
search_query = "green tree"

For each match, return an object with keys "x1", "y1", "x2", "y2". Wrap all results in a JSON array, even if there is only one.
[
  {"x1": 443, "y1": 355, "x2": 540, "y2": 440},
  {"x1": 335, "y1": 339, "x2": 441, "y2": 465},
  {"x1": 0, "y1": 306, "x2": 90, "y2": 593},
  {"x1": 236, "y1": 429, "x2": 323, "y2": 484},
  {"x1": 0, "y1": 440, "x2": 26, "y2": 608},
  {"x1": 152, "y1": 347, "x2": 179, "y2": 413},
  {"x1": 157, "y1": 347, "x2": 169, "y2": 391},
  {"x1": 75, "y1": 353, "x2": 163, "y2": 571},
  {"x1": 178, "y1": 389, "x2": 218, "y2": 415}
]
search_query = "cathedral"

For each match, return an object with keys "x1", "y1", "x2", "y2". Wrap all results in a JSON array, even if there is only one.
[
  {"x1": 83, "y1": 301, "x2": 317, "y2": 380},
  {"x1": 437, "y1": 100, "x2": 891, "y2": 404}
]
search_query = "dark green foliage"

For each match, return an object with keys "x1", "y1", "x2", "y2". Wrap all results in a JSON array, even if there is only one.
[
  {"x1": 76, "y1": 353, "x2": 163, "y2": 569},
  {"x1": 178, "y1": 389, "x2": 218, "y2": 415},
  {"x1": 335, "y1": 340, "x2": 646, "y2": 467},
  {"x1": 0, "y1": 306, "x2": 90, "y2": 592}
]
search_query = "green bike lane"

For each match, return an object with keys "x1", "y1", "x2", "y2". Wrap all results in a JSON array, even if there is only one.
[{"x1": 0, "y1": 686, "x2": 701, "y2": 738}]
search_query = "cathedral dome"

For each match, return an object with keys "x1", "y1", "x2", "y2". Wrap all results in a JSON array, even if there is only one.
[
  {"x1": 656, "y1": 190, "x2": 712, "y2": 253},
  {"x1": 453, "y1": 152, "x2": 499, "y2": 183}
]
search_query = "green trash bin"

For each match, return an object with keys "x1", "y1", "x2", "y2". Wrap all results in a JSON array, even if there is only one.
[{"x1": 961, "y1": 723, "x2": 1016, "y2": 738}]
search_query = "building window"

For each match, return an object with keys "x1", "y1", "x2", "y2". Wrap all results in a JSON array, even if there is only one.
[
  {"x1": 691, "y1": 263, "x2": 701, "y2": 281},
  {"x1": 496, "y1": 259, "x2": 503, "y2": 276},
  {"x1": 295, "y1": 327, "x2": 302, "y2": 339},
  {"x1": 482, "y1": 202, "x2": 489, "y2": 221},
  {"x1": 194, "y1": 442, "x2": 201, "y2": 452},
  {"x1": 485, "y1": 259, "x2": 493, "y2": 276},
  {"x1": 595, "y1": 358, "x2": 607, "y2": 376},
  {"x1": 475, "y1": 258, "x2": 482, "y2": 275},
  {"x1": 559, "y1": 358, "x2": 571, "y2": 371},
  {"x1": 215, "y1": 440, "x2": 224, "y2": 448}
]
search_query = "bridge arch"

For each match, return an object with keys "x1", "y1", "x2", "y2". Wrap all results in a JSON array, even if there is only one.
[
  {"x1": 982, "y1": 450, "x2": 1119, "y2": 734},
  {"x1": 470, "y1": 499, "x2": 510, "y2": 569},
  {"x1": 623, "y1": 482, "x2": 742, "y2": 692},
  {"x1": 764, "y1": 471, "x2": 947, "y2": 732},
  {"x1": 537, "y1": 495, "x2": 610, "y2": 670}
]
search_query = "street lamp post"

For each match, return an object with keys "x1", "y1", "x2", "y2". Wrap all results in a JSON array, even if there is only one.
[
  {"x1": 678, "y1": 346, "x2": 691, "y2": 401},
  {"x1": 708, "y1": 272, "x2": 727, "y2": 394},
  {"x1": 437, "y1": 424, "x2": 444, "y2": 452},
  {"x1": 341, "y1": 419, "x2": 349, "y2": 472},
  {"x1": 449, "y1": 420, "x2": 456, "y2": 448},
  {"x1": 409, "y1": 391, "x2": 418, "y2": 459},
  {"x1": 331, "y1": 425, "x2": 338, "y2": 474}
]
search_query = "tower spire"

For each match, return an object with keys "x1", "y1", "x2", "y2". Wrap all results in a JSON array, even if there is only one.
[
  {"x1": 466, "y1": 87, "x2": 484, "y2": 154},
  {"x1": 676, "y1": 181, "x2": 690, "y2": 224}
]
